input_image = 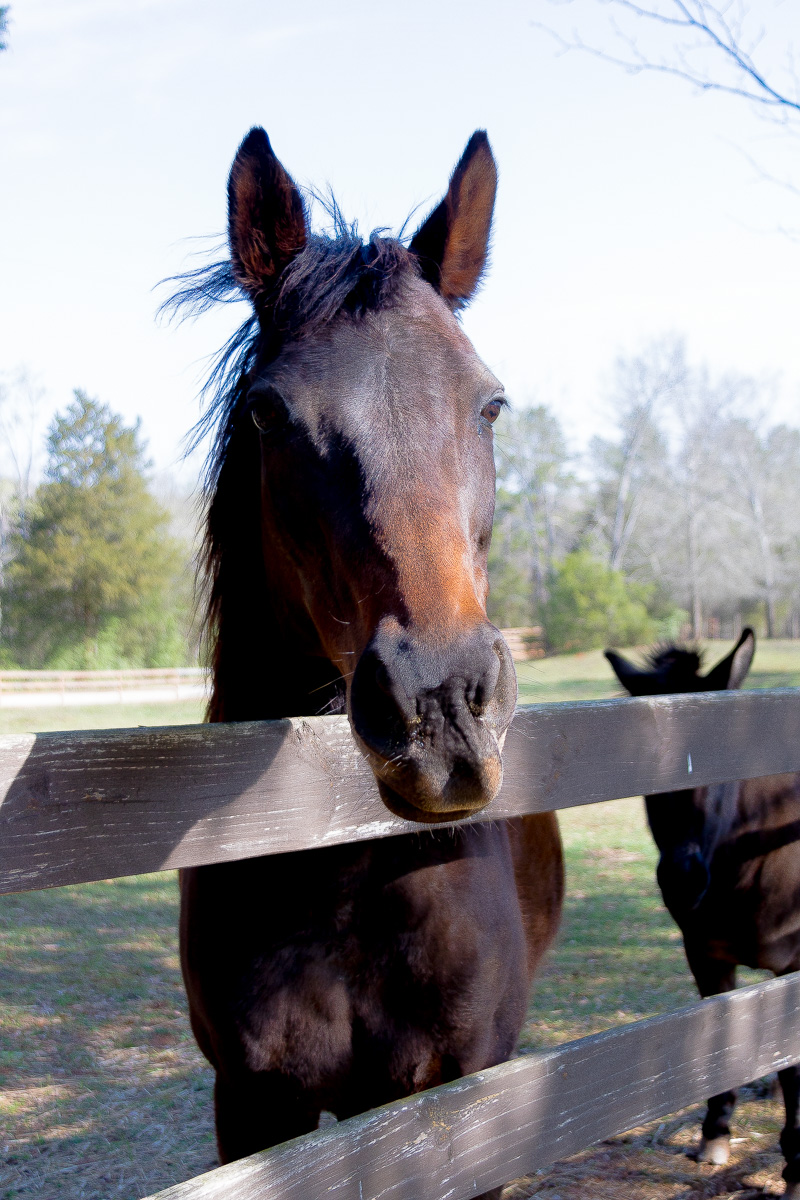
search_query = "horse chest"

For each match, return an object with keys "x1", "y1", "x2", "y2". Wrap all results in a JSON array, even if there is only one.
[{"x1": 182, "y1": 827, "x2": 528, "y2": 1080}]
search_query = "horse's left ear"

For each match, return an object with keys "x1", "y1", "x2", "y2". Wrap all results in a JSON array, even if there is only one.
[
  {"x1": 409, "y1": 131, "x2": 497, "y2": 310},
  {"x1": 703, "y1": 628, "x2": 756, "y2": 691},
  {"x1": 227, "y1": 127, "x2": 308, "y2": 305},
  {"x1": 604, "y1": 649, "x2": 655, "y2": 696}
]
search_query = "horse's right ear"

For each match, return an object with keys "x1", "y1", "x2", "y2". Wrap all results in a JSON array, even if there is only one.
[
  {"x1": 409, "y1": 131, "x2": 497, "y2": 310},
  {"x1": 605, "y1": 649, "x2": 654, "y2": 697},
  {"x1": 703, "y1": 628, "x2": 756, "y2": 691},
  {"x1": 227, "y1": 127, "x2": 307, "y2": 304}
]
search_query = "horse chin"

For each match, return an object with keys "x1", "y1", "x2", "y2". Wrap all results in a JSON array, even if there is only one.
[
  {"x1": 372, "y1": 752, "x2": 504, "y2": 825},
  {"x1": 376, "y1": 778, "x2": 479, "y2": 825}
]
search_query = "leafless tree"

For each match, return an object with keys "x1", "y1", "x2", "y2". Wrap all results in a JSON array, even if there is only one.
[
  {"x1": 713, "y1": 414, "x2": 800, "y2": 637},
  {"x1": 536, "y1": 1, "x2": 800, "y2": 226},
  {"x1": 488, "y1": 341, "x2": 800, "y2": 639},
  {"x1": 495, "y1": 404, "x2": 578, "y2": 609},
  {"x1": 0, "y1": 368, "x2": 46, "y2": 507},
  {"x1": 590, "y1": 338, "x2": 687, "y2": 572},
  {"x1": 536, "y1": 1, "x2": 800, "y2": 117}
]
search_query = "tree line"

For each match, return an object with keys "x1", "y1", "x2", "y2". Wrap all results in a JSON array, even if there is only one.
[
  {"x1": 489, "y1": 339, "x2": 800, "y2": 651},
  {"x1": 0, "y1": 338, "x2": 796, "y2": 668}
]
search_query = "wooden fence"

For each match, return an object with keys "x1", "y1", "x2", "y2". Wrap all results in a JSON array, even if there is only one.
[
  {"x1": 2, "y1": 687, "x2": 800, "y2": 1199},
  {"x1": 0, "y1": 667, "x2": 208, "y2": 708}
]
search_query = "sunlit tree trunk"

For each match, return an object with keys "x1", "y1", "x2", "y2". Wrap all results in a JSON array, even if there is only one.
[{"x1": 686, "y1": 501, "x2": 703, "y2": 640}]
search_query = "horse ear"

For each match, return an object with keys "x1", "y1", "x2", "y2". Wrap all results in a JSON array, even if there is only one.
[
  {"x1": 605, "y1": 649, "x2": 654, "y2": 697},
  {"x1": 227, "y1": 127, "x2": 307, "y2": 304},
  {"x1": 409, "y1": 131, "x2": 497, "y2": 310},
  {"x1": 703, "y1": 628, "x2": 755, "y2": 691}
]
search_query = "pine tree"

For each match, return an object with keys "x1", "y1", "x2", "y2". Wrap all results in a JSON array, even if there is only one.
[{"x1": 1, "y1": 391, "x2": 195, "y2": 667}]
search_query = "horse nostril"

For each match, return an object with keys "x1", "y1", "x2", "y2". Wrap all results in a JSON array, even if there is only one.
[{"x1": 465, "y1": 638, "x2": 507, "y2": 717}]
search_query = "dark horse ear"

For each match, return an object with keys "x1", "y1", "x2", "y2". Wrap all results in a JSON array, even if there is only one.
[
  {"x1": 227, "y1": 127, "x2": 307, "y2": 304},
  {"x1": 409, "y1": 131, "x2": 497, "y2": 310},
  {"x1": 604, "y1": 649, "x2": 655, "y2": 697},
  {"x1": 703, "y1": 627, "x2": 755, "y2": 691}
]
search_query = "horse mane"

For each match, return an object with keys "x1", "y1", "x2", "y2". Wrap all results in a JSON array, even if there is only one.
[
  {"x1": 162, "y1": 208, "x2": 417, "y2": 720},
  {"x1": 645, "y1": 643, "x2": 704, "y2": 687}
]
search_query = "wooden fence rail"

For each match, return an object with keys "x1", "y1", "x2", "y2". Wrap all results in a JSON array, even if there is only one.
[{"x1": 2, "y1": 688, "x2": 800, "y2": 895}]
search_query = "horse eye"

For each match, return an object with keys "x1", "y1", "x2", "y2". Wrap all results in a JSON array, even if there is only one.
[
  {"x1": 480, "y1": 399, "x2": 504, "y2": 425},
  {"x1": 249, "y1": 386, "x2": 284, "y2": 434}
]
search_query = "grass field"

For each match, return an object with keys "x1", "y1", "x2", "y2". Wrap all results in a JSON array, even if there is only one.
[
  {"x1": 0, "y1": 699, "x2": 205, "y2": 737},
  {"x1": 1, "y1": 641, "x2": 798, "y2": 1199}
]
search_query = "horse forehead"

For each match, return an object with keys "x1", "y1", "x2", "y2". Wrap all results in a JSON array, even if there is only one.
[
  {"x1": 272, "y1": 282, "x2": 491, "y2": 406},
  {"x1": 377, "y1": 277, "x2": 484, "y2": 374}
]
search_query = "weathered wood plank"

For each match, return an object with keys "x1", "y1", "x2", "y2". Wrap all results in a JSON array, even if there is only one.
[
  {"x1": 142, "y1": 971, "x2": 800, "y2": 1200},
  {"x1": 2, "y1": 688, "x2": 799, "y2": 894}
]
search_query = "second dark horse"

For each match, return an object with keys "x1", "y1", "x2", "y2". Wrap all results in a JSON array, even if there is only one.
[
  {"x1": 175, "y1": 129, "x2": 564, "y2": 1195},
  {"x1": 607, "y1": 630, "x2": 800, "y2": 1198}
]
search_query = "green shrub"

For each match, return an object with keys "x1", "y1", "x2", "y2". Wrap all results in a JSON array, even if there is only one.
[{"x1": 541, "y1": 551, "x2": 657, "y2": 653}]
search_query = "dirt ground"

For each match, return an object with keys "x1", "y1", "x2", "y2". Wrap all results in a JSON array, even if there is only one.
[{"x1": 509, "y1": 1083, "x2": 788, "y2": 1199}]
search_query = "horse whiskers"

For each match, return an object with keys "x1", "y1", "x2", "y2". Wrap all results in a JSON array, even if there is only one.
[{"x1": 356, "y1": 583, "x2": 386, "y2": 605}]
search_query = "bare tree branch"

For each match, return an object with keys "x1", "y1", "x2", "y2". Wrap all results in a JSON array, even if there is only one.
[{"x1": 535, "y1": 0, "x2": 800, "y2": 117}]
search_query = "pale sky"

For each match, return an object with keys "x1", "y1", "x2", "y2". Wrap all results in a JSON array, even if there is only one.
[{"x1": 1, "y1": 0, "x2": 798, "y2": 486}]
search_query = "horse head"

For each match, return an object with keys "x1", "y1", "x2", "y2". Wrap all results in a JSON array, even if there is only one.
[
  {"x1": 196, "y1": 129, "x2": 516, "y2": 823},
  {"x1": 605, "y1": 628, "x2": 755, "y2": 697}
]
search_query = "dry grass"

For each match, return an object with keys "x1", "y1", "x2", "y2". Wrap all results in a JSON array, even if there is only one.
[{"x1": 507, "y1": 1088, "x2": 788, "y2": 1199}]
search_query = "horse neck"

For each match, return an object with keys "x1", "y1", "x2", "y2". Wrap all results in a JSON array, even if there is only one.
[
  {"x1": 209, "y1": 595, "x2": 342, "y2": 722},
  {"x1": 205, "y1": 421, "x2": 343, "y2": 725},
  {"x1": 206, "y1": 531, "x2": 342, "y2": 724}
]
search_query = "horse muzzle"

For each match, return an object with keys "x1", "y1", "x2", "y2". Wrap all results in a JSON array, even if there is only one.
[{"x1": 349, "y1": 620, "x2": 517, "y2": 822}]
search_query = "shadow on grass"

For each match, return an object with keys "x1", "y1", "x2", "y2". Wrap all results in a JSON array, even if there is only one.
[{"x1": 0, "y1": 874, "x2": 217, "y2": 1199}]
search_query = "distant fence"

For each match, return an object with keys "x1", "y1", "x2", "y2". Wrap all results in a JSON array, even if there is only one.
[
  {"x1": 2, "y1": 688, "x2": 800, "y2": 1199},
  {"x1": 499, "y1": 626, "x2": 544, "y2": 660},
  {"x1": 0, "y1": 638, "x2": 544, "y2": 700},
  {"x1": 0, "y1": 667, "x2": 209, "y2": 707},
  {"x1": 0, "y1": 636, "x2": 539, "y2": 705}
]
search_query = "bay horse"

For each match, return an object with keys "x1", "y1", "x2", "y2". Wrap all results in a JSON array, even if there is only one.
[
  {"x1": 173, "y1": 128, "x2": 563, "y2": 1196},
  {"x1": 607, "y1": 630, "x2": 800, "y2": 1197}
]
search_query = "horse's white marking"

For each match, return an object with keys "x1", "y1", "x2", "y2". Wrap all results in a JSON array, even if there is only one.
[{"x1": 687, "y1": 753, "x2": 693, "y2": 775}]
